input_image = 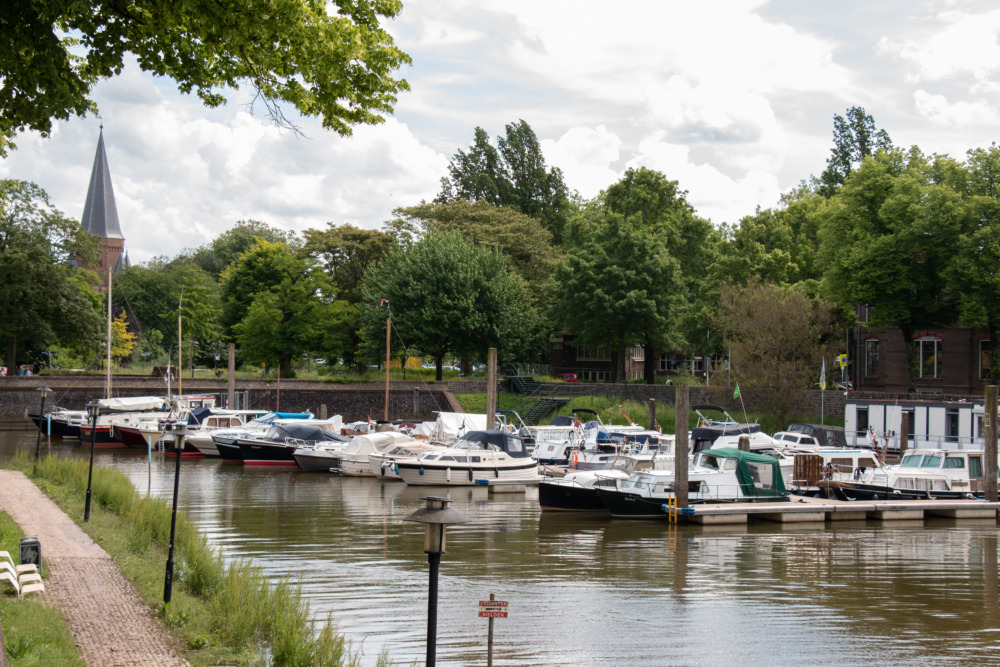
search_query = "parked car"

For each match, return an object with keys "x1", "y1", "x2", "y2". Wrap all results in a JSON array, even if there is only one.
[{"x1": 555, "y1": 373, "x2": 579, "y2": 383}]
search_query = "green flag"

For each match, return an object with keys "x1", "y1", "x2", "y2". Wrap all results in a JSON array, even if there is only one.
[{"x1": 733, "y1": 384, "x2": 741, "y2": 399}]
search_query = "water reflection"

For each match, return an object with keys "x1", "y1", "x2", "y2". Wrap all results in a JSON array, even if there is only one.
[{"x1": 2, "y1": 433, "x2": 1000, "y2": 665}]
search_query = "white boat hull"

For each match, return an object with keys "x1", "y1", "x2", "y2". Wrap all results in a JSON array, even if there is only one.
[{"x1": 395, "y1": 460, "x2": 539, "y2": 486}]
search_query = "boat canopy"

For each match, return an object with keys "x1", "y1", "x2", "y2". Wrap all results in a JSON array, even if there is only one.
[
  {"x1": 264, "y1": 424, "x2": 347, "y2": 443},
  {"x1": 450, "y1": 430, "x2": 530, "y2": 457},
  {"x1": 95, "y1": 396, "x2": 167, "y2": 412},
  {"x1": 700, "y1": 448, "x2": 787, "y2": 498},
  {"x1": 187, "y1": 407, "x2": 212, "y2": 425},
  {"x1": 343, "y1": 432, "x2": 416, "y2": 455},
  {"x1": 430, "y1": 412, "x2": 489, "y2": 440},
  {"x1": 548, "y1": 415, "x2": 574, "y2": 426}
]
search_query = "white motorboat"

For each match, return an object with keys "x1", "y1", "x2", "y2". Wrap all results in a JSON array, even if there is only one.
[
  {"x1": 330, "y1": 432, "x2": 418, "y2": 476},
  {"x1": 394, "y1": 430, "x2": 538, "y2": 486},
  {"x1": 596, "y1": 448, "x2": 789, "y2": 518},
  {"x1": 817, "y1": 448, "x2": 986, "y2": 500},
  {"x1": 368, "y1": 441, "x2": 447, "y2": 479}
]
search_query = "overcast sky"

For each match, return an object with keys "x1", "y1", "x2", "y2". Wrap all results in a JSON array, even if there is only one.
[{"x1": 3, "y1": 0, "x2": 1000, "y2": 263}]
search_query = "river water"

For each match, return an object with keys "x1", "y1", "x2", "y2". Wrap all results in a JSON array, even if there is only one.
[{"x1": 3, "y1": 431, "x2": 1000, "y2": 666}]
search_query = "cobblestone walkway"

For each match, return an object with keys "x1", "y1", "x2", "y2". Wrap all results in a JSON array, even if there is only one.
[{"x1": 0, "y1": 470, "x2": 188, "y2": 666}]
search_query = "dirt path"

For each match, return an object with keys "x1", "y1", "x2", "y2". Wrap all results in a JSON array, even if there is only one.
[{"x1": 0, "y1": 470, "x2": 188, "y2": 666}]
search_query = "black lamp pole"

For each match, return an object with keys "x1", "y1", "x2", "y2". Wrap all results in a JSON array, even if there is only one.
[
  {"x1": 164, "y1": 422, "x2": 182, "y2": 605},
  {"x1": 84, "y1": 402, "x2": 98, "y2": 522},
  {"x1": 404, "y1": 496, "x2": 469, "y2": 667},
  {"x1": 32, "y1": 386, "x2": 51, "y2": 472}
]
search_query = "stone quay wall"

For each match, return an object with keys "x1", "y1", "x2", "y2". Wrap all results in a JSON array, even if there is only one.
[{"x1": 0, "y1": 376, "x2": 461, "y2": 425}]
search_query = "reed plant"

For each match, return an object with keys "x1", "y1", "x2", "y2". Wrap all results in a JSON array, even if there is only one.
[{"x1": 16, "y1": 454, "x2": 360, "y2": 666}]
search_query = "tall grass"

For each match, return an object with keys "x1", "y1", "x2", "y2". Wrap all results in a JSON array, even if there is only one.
[{"x1": 30, "y1": 456, "x2": 357, "y2": 666}]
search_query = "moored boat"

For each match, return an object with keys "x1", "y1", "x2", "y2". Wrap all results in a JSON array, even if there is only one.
[
  {"x1": 394, "y1": 430, "x2": 538, "y2": 486},
  {"x1": 539, "y1": 469, "x2": 630, "y2": 511}
]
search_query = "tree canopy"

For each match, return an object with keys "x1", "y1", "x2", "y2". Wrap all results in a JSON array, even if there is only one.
[
  {"x1": 0, "y1": 179, "x2": 103, "y2": 369},
  {"x1": 0, "y1": 0, "x2": 411, "y2": 156}
]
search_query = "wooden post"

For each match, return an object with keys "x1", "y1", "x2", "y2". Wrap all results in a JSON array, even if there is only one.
[
  {"x1": 985, "y1": 385, "x2": 998, "y2": 502},
  {"x1": 647, "y1": 398, "x2": 656, "y2": 430},
  {"x1": 413, "y1": 387, "x2": 420, "y2": 418},
  {"x1": 227, "y1": 343, "x2": 235, "y2": 409},
  {"x1": 486, "y1": 348, "x2": 497, "y2": 429},
  {"x1": 675, "y1": 384, "x2": 689, "y2": 508},
  {"x1": 900, "y1": 411, "x2": 909, "y2": 458},
  {"x1": 738, "y1": 435, "x2": 750, "y2": 451},
  {"x1": 319, "y1": 404, "x2": 328, "y2": 420},
  {"x1": 487, "y1": 591, "x2": 495, "y2": 667}
]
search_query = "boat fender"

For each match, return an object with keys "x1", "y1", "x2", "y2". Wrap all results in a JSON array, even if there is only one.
[
  {"x1": 571, "y1": 450, "x2": 579, "y2": 468},
  {"x1": 381, "y1": 464, "x2": 386, "y2": 476},
  {"x1": 495, "y1": 467, "x2": 499, "y2": 479},
  {"x1": 419, "y1": 466, "x2": 424, "y2": 476},
  {"x1": 394, "y1": 463, "x2": 400, "y2": 476},
  {"x1": 446, "y1": 467, "x2": 451, "y2": 483},
  {"x1": 468, "y1": 468, "x2": 474, "y2": 482}
]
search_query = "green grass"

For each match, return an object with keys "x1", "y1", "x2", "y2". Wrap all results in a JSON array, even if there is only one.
[
  {"x1": 0, "y1": 510, "x2": 84, "y2": 667},
  {"x1": 1, "y1": 451, "x2": 370, "y2": 666}
]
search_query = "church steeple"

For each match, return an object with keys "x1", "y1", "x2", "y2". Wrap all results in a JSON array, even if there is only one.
[
  {"x1": 80, "y1": 127, "x2": 124, "y2": 240},
  {"x1": 78, "y1": 127, "x2": 125, "y2": 293}
]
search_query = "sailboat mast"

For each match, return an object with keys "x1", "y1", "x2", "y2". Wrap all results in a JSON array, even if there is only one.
[
  {"x1": 177, "y1": 287, "x2": 183, "y2": 397},
  {"x1": 106, "y1": 266, "x2": 112, "y2": 399},
  {"x1": 384, "y1": 300, "x2": 390, "y2": 422}
]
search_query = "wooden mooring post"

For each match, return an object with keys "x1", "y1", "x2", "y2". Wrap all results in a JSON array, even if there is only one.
[
  {"x1": 675, "y1": 384, "x2": 689, "y2": 508},
  {"x1": 986, "y1": 385, "x2": 998, "y2": 503},
  {"x1": 648, "y1": 398, "x2": 656, "y2": 431},
  {"x1": 486, "y1": 348, "x2": 497, "y2": 429},
  {"x1": 227, "y1": 343, "x2": 235, "y2": 408},
  {"x1": 900, "y1": 411, "x2": 909, "y2": 459}
]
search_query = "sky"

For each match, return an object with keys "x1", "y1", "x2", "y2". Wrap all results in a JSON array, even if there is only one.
[{"x1": 3, "y1": 0, "x2": 1000, "y2": 264}]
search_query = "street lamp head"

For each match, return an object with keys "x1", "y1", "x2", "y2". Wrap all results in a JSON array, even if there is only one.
[
  {"x1": 36, "y1": 385, "x2": 52, "y2": 397},
  {"x1": 405, "y1": 496, "x2": 469, "y2": 555}
]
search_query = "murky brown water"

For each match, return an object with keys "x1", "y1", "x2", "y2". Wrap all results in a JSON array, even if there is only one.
[{"x1": 3, "y1": 431, "x2": 1000, "y2": 665}]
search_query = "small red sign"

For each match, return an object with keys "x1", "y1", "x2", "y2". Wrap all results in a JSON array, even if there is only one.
[{"x1": 478, "y1": 600, "x2": 509, "y2": 618}]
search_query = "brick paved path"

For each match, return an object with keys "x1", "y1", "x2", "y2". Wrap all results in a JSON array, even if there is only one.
[{"x1": 0, "y1": 470, "x2": 188, "y2": 666}]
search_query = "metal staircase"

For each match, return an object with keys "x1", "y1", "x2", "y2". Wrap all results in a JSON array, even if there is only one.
[{"x1": 508, "y1": 376, "x2": 568, "y2": 425}]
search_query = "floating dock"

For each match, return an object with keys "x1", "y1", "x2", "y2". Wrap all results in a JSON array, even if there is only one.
[{"x1": 671, "y1": 496, "x2": 1000, "y2": 525}]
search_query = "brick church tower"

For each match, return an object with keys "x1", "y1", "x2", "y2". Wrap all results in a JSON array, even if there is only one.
[{"x1": 78, "y1": 128, "x2": 126, "y2": 292}]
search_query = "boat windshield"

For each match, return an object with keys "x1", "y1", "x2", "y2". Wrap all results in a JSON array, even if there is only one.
[
  {"x1": 920, "y1": 455, "x2": 943, "y2": 468},
  {"x1": 900, "y1": 454, "x2": 923, "y2": 468}
]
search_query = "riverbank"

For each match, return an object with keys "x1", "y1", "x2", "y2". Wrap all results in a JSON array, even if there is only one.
[{"x1": 0, "y1": 453, "x2": 371, "y2": 666}]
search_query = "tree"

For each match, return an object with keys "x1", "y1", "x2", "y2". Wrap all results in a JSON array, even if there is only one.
[
  {"x1": 360, "y1": 232, "x2": 535, "y2": 380},
  {"x1": 301, "y1": 223, "x2": 394, "y2": 304},
  {"x1": 818, "y1": 107, "x2": 893, "y2": 197},
  {"x1": 225, "y1": 240, "x2": 331, "y2": 374},
  {"x1": 391, "y1": 200, "x2": 559, "y2": 302},
  {"x1": 0, "y1": 179, "x2": 103, "y2": 370},
  {"x1": 0, "y1": 0, "x2": 411, "y2": 156},
  {"x1": 109, "y1": 310, "x2": 137, "y2": 368},
  {"x1": 436, "y1": 120, "x2": 571, "y2": 241},
  {"x1": 716, "y1": 280, "x2": 841, "y2": 422},
  {"x1": 191, "y1": 220, "x2": 299, "y2": 277},
  {"x1": 600, "y1": 167, "x2": 717, "y2": 381},
  {"x1": 551, "y1": 208, "x2": 684, "y2": 382}
]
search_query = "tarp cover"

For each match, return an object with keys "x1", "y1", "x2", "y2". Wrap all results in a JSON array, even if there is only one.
[
  {"x1": 704, "y1": 447, "x2": 787, "y2": 497},
  {"x1": 96, "y1": 396, "x2": 167, "y2": 412},
  {"x1": 264, "y1": 424, "x2": 348, "y2": 443},
  {"x1": 431, "y1": 412, "x2": 488, "y2": 441},
  {"x1": 451, "y1": 430, "x2": 530, "y2": 457},
  {"x1": 344, "y1": 432, "x2": 418, "y2": 456},
  {"x1": 187, "y1": 407, "x2": 212, "y2": 425}
]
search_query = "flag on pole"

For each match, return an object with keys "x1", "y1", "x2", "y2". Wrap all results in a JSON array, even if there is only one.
[
  {"x1": 733, "y1": 384, "x2": 741, "y2": 399},
  {"x1": 820, "y1": 358, "x2": 827, "y2": 391}
]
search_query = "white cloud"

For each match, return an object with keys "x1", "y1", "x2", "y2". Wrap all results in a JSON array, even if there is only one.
[
  {"x1": 913, "y1": 89, "x2": 1000, "y2": 127},
  {"x1": 542, "y1": 126, "x2": 621, "y2": 198}
]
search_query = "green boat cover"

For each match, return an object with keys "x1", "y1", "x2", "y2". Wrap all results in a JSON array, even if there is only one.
[{"x1": 704, "y1": 447, "x2": 787, "y2": 497}]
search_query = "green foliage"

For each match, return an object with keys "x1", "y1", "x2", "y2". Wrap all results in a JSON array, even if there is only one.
[
  {"x1": 0, "y1": 179, "x2": 104, "y2": 370},
  {"x1": 436, "y1": 120, "x2": 571, "y2": 241},
  {"x1": 192, "y1": 219, "x2": 300, "y2": 277},
  {"x1": 361, "y1": 231, "x2": 536, "y2": 376},
  {"x1": 552, "y1": 205, "x2": 684, "y2": 381},
  {"x1": 818, "y1": 106, "x2": 893, "y2": 197},
  {"x1": 0, "y1": 0, "x2": 411, "y2": 156}
]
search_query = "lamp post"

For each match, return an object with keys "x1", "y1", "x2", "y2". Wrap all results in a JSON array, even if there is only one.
[
  {"x1": 32, "y1": 386, "x2": 52, "y2": 472},
  {"x1": 84, "y1": 401, "x2": 100, "y2": 522},
  {"x1": 163, "y1": 420, "x2": 184, "y2": 606},
  {"x1": 404, "y1": 496, "x2": 469, "y2": 667}
]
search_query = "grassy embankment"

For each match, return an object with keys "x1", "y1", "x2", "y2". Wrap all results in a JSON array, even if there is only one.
[
  {"x1": 0, "y1": 510, "x2": 83, "y2": 666},
  {"x1": 454, "y1": 393, "x2": 842, "y2": 434},
  {"x1": 1, "y1": 450, "x2": 388, "y2": 666}
]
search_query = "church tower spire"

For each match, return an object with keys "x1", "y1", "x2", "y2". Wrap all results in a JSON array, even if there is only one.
[{"x1": 79, "y1": 128, "x2": 125, "y2": 292}]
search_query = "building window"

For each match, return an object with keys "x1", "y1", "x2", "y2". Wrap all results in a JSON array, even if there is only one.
[
  {"x1": 981, "y1": 340, "x2": 992, "y2": 380},
  {"x1": 865, "y1": 339, "x2": 879, "y2": 376},
  {"x1": 856, "y1": 407, "x2": 868, "y2": 438},
  {"x1": 915, "y1": 336, "x2": 942, "y2": 379},
  {"x1": 576, "y1": 347, "x2": 609, "y2": 361},
  {"x1": 946, "y1": 408, "x2": 959, "y2": 443},
  {"x1": 632, "y1": 345, "x2": 644, "y2": 362},
  {"x1": 659, "y1": 353, "x2": 670, "y2": 371},
  {"x1": 580, "y1": 370, "x2": 609, "y2": 382}
]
